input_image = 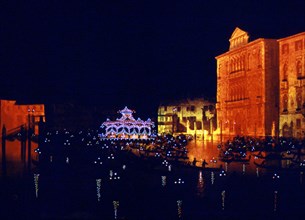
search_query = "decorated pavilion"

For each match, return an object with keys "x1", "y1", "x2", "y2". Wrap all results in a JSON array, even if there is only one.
[{"x1": 100, "y1": 106, "x2": 154, "y2": 139}]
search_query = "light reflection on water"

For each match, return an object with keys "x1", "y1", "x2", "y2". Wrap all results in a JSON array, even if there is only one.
[
  {"x1": 0, "y1": 139, "x2": 264, "y2": 177},
  {"x1": 186, "y1": 140, "x2": 220, "y2": 164},
  {"x1": 196, "y1": 170, "x2": 205, "y2": 197},
  {"x1": 0, "y1": 139, "x2": 38, "y2": 176},
  {"x1": 186, "y1": 139, "x2": 260, "y2": 174},
  {"x1": 1, "y1": 139, "x2": 304, "y2": 219}
]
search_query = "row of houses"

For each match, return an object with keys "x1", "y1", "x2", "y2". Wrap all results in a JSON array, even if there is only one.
[
  {"x1": 1, "y1": 28, "x2": 304, "y2": 140},
  {"x1": 158, "y1": 27, "x2": 305, "y2": 140},
  {"x1": 157, "y1": 98, "x2": 216, "y2": 140}
]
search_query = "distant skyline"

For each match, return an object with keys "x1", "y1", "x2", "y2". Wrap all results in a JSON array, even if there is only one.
[{"x1": 0, "y1": 0, "x2": 304, "y2": 116}]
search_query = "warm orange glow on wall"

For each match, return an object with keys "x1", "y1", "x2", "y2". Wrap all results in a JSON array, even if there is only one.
[
  {"x1": 0, "y1": 100, "x2": 45, "y2": 134},
  {"x1": 215, "y1": 27, "x2": 279, "y2": 138},
  {"x1": 278, "y1": 32, "x2": 305, "y2": 138}
]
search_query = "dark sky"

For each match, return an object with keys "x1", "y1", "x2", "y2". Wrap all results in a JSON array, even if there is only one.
[{"x1": 0, "y1": 0, "x2": 304, "y2": 117}]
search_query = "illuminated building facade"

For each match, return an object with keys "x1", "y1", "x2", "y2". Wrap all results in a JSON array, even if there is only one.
[
  {"x1": 216, "y1": 27, "x2": 279, "y2": 139},
  {"x1": 278, "y1": 32, "x2": 305, "y2": 138},
  {"x1": 157, "y1": 98, "x2": 216, "y2": 139},
  {"x1": 100, "y1": 106, "x2": 154, "y2": 139},
  {"x1": 0, "y1": 100, "x2": 45, "y2": 135}
]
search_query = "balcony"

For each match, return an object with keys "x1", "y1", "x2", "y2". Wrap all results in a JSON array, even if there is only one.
[
  {"x1": 282, "y1": 109, "x2": 288, "y2": 114},
  {"x1": 228, "y1": 70, "x2": 245, "y2": 79},
  {"x1": 157, "y1": 122, "x2": 173, "y2": 126},
  {"x1": 225, "y1": 98, "x2": 250, "y2": 108},
  {"x1": 295, "y1": 78, "x2": 305, "y2": 87}
]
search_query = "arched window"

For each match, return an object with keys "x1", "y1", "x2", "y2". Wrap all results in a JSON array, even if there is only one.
[
  {"x1": 230, "y1": 60, "x2": 233, "y2": 72},
  {"x1": 296, "y1": 61, "x2": 302, "y2": 79},
  {"x1": 283, "y1": 94, "x2": 288, "y2": 112},
  {"x1": 257, "y1": 49, "x2": 261, "y2": 67},
  {"x1": 241, "y1": 55, "x2": 245, "y2": 70},
  {"x1": 296, "y1": 93, "x2": 302, "y2": 110},
  {"x1": 237, "y1": 58, "x2": 239, "y2": 71},
  {"x1": 236, "y1": 87, "x2": 239, "y2": 100},
  {"x1": 283, "y1": 64, "x2": 288, "y2": 81}
]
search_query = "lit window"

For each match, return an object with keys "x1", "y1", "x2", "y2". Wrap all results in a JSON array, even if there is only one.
[
  {"x1": 283, "y1": 94, "x2": 288, "y2": 112},
  {"x1": 297, "y1": 93, "x2": 302, "y2": 110},
  {"x1": 196, "y1": 121, "x2": 202, "y2": 130},
  {"x1": 296, "y1": 61, "x2": 302, "y2": 79},
  {"x1": 283, "y1": 64, "x2": 288, "y2": 81},
  {"x1": 282, "y1": 44, "x2": 289, "y2": 54},
  {"x1": 295, "y1": 40, "x2": 303, "y2": 51}
]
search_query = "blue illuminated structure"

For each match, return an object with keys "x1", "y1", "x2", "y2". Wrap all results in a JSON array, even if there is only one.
[{"x1": 100, "y1": 106, "x2": 154, "y2": 139}]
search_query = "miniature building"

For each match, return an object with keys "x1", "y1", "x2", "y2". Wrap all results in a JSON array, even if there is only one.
[
  {"x1": 215, "y1": 27, "x2": 279, "y2": 139},
  {"x1": 100, "y1": 106, "x2": 154, "y2": 139},
  {"x1": 157, "y1": 98, "x2": 216, "y2": 139},
  {"x1": 278, "y1": 32, "x2": 305, "y2": 138},
  {"x1": 0, "y1": 100, "x2": 45, "y2": 135}
]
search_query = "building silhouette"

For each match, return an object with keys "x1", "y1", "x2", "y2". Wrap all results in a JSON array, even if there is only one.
[
  {"x1": 158, "y1": 98, "x2": 216, "y2": 140},
  {"x1": 279, "y1": 32, "x2": 305, "y2": 138},
  {"x1": 216, "y1": 27, "x2": 279, "y2": 138},
  {"x1": 216, "y1": 27, "x2": 305, "y2": 139},
  {"x1": 0, "y1": 100, "x2": 45, "y2": 135}
]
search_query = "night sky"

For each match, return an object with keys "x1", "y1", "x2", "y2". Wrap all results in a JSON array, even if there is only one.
[{"x1": 0, "y1": 0, "x2": 304, "y2": 117}]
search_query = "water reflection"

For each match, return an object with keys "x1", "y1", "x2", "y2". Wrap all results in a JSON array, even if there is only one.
[
  {"x1": 33, "y1": 173, "x2": 40, "y2": 198},
  {"x1": 221, "y1": 190, "x2": 226, "y2": 210},
  {"x1": 187, "y1": 140, "x2": 220, "y2": 165},
  {"x1": 273, "y1": 190, "x2": 278, "y2": 212},
  {"x1": 1, "y1": 135, "x2": 305, "y2": 219},
  {"x1": 186, "y1": 140, "x2": 263, "y2": 174},
  {"x1": 96, "y1": 178, "x2": 101, "y2": 202},
  {"x1": 0, "y1": 139, "x2": 38, "y2": 176},
  {"x1": 196, "y1": 170, "x2": 205, "y2": 197},
  {"x1": 177, "y1": 200, "x2": 183, "y2": 219}
]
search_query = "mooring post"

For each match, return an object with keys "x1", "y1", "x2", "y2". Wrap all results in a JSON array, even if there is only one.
[
  {"x1": 2, "y1": 125, "x2": 7, "y2": 177},
  {"x1": 28, "y1": 124, "x2": 32, "y2": 171}
]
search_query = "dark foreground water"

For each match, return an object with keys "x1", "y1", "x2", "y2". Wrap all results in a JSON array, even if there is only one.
[{"x1": 1, "y1": 139, "x2": 305, "y2": 220}]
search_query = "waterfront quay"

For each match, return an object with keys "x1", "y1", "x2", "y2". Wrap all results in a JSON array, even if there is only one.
[{"x1": 1, "y1": 129, "x2": 305, "y2": 219}]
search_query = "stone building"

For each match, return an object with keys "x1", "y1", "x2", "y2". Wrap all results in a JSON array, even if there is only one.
[
  {"x1": 157, "y1": 98, "x2": 216, "y2": 139},
  {"x1": 278, "y1": 32, "x2": 305, "y2": 138},
  {"x1": 0, "y1": 100, "x2": 45, "y2": 135},
  {"x1": 215, "y1": 27, "x2": 279, "y2": 139}
]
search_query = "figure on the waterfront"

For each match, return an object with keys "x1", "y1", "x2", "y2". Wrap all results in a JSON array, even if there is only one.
[
  {"x1": 192, "y1": 157, "x2": 197, "y2": 166},
  {"x1": 202, "y1": 159, "x2": 208, "y2": 168}
]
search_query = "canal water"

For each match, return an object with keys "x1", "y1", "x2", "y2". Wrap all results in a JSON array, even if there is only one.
[{"x1": 1, "y1": 139, "x2": 305, "y2": 219}]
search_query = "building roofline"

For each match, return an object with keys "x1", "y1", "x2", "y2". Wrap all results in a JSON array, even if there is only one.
[
  {"x1": 159, "y1": 97, "x2": 215, "y2": 106},
  {"x1": 277, "y1": 32, "x2": 305, "y2": 42},
  {"x1": 215, "y1": 38, "x2": 277, "y2": 59}
]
